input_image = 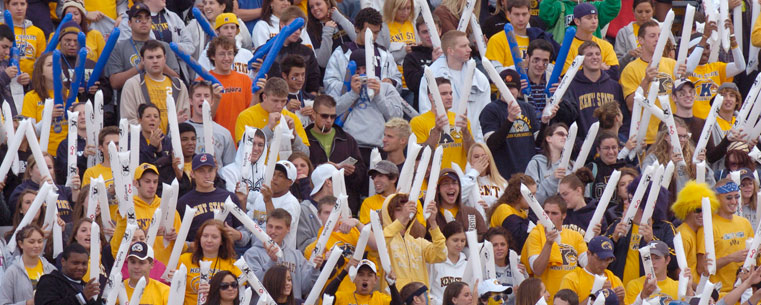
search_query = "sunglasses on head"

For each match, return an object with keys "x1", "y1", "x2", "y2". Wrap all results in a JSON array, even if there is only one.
[{"x1": 220, "y1": 281, "x2": 239, "y2": 290}]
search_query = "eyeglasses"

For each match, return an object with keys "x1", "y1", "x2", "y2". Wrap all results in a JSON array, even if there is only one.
[
  {"x1": 693, "y1": 208, "x2": 702, "y2": 214},
  {"x1": 220, "y1": 281, "x2": 239, "y2": 290},
  {"x1": 131, "y1": 16, "x2": 151, "y2": 24},
  {"x1": 677, "y1": 133, "x2": 691, "y2": 140},
  {"x1": 318, "y1": 113, "x2": 337, "y2": 120},
  {"x1": 553, "y1": 131, "x2": 568, "y2": 137}
]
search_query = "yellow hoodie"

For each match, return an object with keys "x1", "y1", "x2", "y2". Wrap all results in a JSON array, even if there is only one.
[
  {"x1": 381, "y1": 193, "x2": 447, "y2": 289},
  {"x1": 110, "y1": 195, "x2": 182, "y2": 265}
]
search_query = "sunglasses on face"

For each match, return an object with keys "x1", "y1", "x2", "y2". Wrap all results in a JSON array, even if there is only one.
[
  {"x1": 220, "y1": 281, "x2": 239, "y2": 290},
  {"x1": 318, "y1": 113, "x2": 337, "y2": 120},
  {"x1": 481, "y1": 293, "x2": 509, "y2": 303}
]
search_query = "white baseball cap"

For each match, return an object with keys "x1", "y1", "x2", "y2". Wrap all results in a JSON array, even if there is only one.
[
  {"x1": 275, "y1": 160, "x2": 297, "y2": 181},
  {"x1": 310, "y1": 164, "x2": 338, "y2": 196}
]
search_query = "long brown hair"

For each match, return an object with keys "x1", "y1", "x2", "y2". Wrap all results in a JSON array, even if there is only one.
[
  {"x1": 23, "y1": 152, "x2": 54, "y2": 181},
  {"x1": 13, "y1": 224, "x2": 44, "y2": 253},
  {"x1": 646, "y1": 118, "x2": 696, "y2": 178},
  {"x1": 442, "y1": 282, "x2": 469, "y2": 305},
  {"x1": 31, "y1": 52, "x2": 54, "y2": 101},
  {"x1": 263, "y1": 265, "x2": 295, "y2": 305},
  {"x1": 515, "y1": 278, "x2": 545, "y2": 305},
  {"x1": 191, "y1": 219, "x2": 236, "y2": 264},
  {"x1": 488, "y1": 174, "x2": 536, "y2": 221},
  {"x1": 540, "y1": 123, "x2": 568, "y2": 170},
  {"x1": 6, "y1": 189, "x2": 43, "y2": 241},
  {"x1": 206, "y1": 271, "x2": 240, "y2": 305},
  {"x1": 306, "y1": 0, "x2": 338, "y2": 47}
]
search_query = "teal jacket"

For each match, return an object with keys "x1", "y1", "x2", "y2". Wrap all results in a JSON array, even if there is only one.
[{"x1": 539, "y1": 0, "x2": 621, "y2": 43}]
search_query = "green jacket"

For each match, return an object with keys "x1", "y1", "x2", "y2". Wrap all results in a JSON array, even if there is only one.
[{"x1": 539, "y1": 0, "x2": 621, "y2": 43}]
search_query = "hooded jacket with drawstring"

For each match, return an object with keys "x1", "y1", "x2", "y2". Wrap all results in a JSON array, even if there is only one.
[
  {"x1": 432, "y1": 169, "x2": 488, "y2": 238},
  {"x1": 0, "y1": 255, "x2": 57, "y2": 305},
  {"x1": 109, "y1": 195, "x2": 182, "y2": 265},
  {"x1": 381, "y1": 193, "x2": 447, "y2": 289}
]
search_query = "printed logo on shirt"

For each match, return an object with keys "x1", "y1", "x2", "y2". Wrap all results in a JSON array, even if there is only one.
[
  {"x1": 479, "y1": 184, "x2": 501, "y2": 198},
  {"x1": 553, "y1": 243, "x2": 579, "y2": 271},
  {"x1": 130, "y1": 54, "x2": 140, "y2": 67},
  {"x1": 562, "y1": 223, "x2": 586, "y2": 236},
  {"x1": 578, "y1": 94, "x2": 617, "y2": 111},
  {"x1": 654, "y1": 73, "x2": 674, "y2": 96},
  {"x1": 193, "y1": 201, "x2": 226, "y2": 216},
  {"x1": 16, "y1": 39, "x2": 34, "y2": 59},
  {"x1": 440, "y1": 276, "x2": 463, "y2": 287},
  {"x1": 506, "y1": 114, "x2": 533, "y2": 139},
  {"x1": 695, "y1": 79, "x2": 719, "y2": 99}
]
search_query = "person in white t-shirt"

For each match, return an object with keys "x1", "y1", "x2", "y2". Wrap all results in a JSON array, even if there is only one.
[{"x1": 248, "y1": 160, "x2": 301, "y2": 249}]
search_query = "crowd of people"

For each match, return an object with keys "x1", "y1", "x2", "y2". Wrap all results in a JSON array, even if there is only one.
[{"x1": 0, "y1": 0, "x2": 760, "y2": 304}]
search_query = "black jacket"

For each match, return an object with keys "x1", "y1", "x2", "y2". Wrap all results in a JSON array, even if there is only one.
[
  {"x1": 402, "y1": 45, "x2": 433, "y2": 110},
  {"x1": 604, "y1": 217, "x2": 679, "y2": 278},
  {"x1": 55, "y1": 136, "x2": 88, "y2": 185},
  {"x1": 34, "y1": 270, "x2": 102, "y2": 305},
  {"x1": 254, "y1": 38, "x2": 323, "y2": 94},
  {"x1": 305, "y1": 124, "x2": 366, "y2": 214},
  {"x1": 481, "y1": 11, "x2": 549, "y2": 39}
]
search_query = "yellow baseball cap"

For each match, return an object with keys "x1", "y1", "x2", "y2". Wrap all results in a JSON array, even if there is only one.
[
  {"x1": 215, "y1": 13, "x2": 239, "y2": 32},
  {"x1": 134, "y1": 163, "x2": 159, "y2": 180}
]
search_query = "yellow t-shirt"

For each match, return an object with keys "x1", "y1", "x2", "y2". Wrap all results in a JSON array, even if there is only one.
[
  {"x1": 559, "y1": 267, "x2": 624, "y2": 303},
  {"x1": 234, "y1": 103, "x2": 309, "y2": 145},
  {"x1": 110, "y1": 195, "x2": 183, "y2": 265},
  {"x1": 84, "y1": 0, "x2": 118, "y2": 20},
  {"x1": 14, "y1": 24, "x2": 47, "y2": 77},
  {"x1": 359, "y1": 194, "x2": 425, "y2": 227},
  {"x1": 439, "y1": 206, "x2": 459, "y2": 219},
  {"x1": 178, "y1": 254, "x2": 242, "y2": 305},
  {"x1": 83, "y1": 259, "x2": 107, "y2": 286},
  {"x1": 622, "y1": 224, "x2": 643, "y2": 286},
  {"x1": 490, "y1": 204, "x2": 526, "y2": 228},
  {"x1": 485, "y1": 31, "x2": 530, "y2": 69},
  {"x1": 386, "y1": 21, "x2": 415, "y2": 88},
  {"x1": 21, "y1": 89, "x2": 68, "y2": 156},
  {"x1": 121, "y1": 278, "x2": 170, "y2": 305},
  {"x1": 624, "y1": 275, "x2": 679, "y2": 305},
  {"x1": 697, "y1": 214, "x2": 754, "y2": 292},
  {"x1": 25, "y1": 258, "x2": 44, "y2": 289},
  {"x1": 304, "y1": 227, "x2": 371, "y2": 296},
  {"x1": 687, "y1": 62, "x2": 730, "y2": 119},
  {"x1": 82, "y1": 163, "x2": 117, "y2": 219},
  {"x1": 409, "y1": 110, "x2": 471, "y2": 171},
  {"x1": 717, "y1": 115, "x2": 736, "y2": 131},
  {"x1": 144, "y1": 75, "x2": 172, "y2": 133},
  {"x1": 523, "y1": 224, "x2": 588, "y2": 299},
  {"x1": 676, "y1": 223, "x2": 699, "y2": 281},
  {"x1": 334, "y1": 291, "x2": 392, "y2": 305},
  {"x1": 620, "y1": 57, "x2": 677, "y2": 143},
  {"x1": 563, "y1": 36, "x2": 619, "y2": 75}
]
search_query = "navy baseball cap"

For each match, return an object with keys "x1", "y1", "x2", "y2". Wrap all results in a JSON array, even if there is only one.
[
  {"x1": 192, "y1": 153, "x2": 216, "y2": 170},
  {"x1": 593, "y1": 289, "x2": 619, "y2": 305},
  {"x1": 574, "y1": 3, "x2": 597, "y2": 19},
  {"x1": 589, "y1": 236, "x2": 615, "y2": 260},
  {"x1": 128, "y1": 3, "x2": 151, "y2": 18}
]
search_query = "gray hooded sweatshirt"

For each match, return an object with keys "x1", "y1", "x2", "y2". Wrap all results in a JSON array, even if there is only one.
[
  {"x1": 243, "y1": 239, "x2": 320, "y2": 299},
  {"x1": 335, "y1": 82, "x2": 404, "y2": 147},
  {"x1": 0, "y1": 256, "x2": 56, "y2": 305}
]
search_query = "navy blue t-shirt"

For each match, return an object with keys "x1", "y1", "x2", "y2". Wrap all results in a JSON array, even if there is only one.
[{"x1": 178, "y1": 187, "x2": 242, "y2": 242}]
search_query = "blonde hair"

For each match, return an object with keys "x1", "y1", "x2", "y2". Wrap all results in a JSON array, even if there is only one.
[
  {"x1": 467, "y1": 143, "x2": 507, "y2": 188},
  {"x1": 384, "y1": 117, "x2": 411, "y2": 139},
  {"x1": 383, "y1": 0, "x2": 414, "y2": 23},
  {"x1": 440, "y1": 0, "x2": 481, "y2": 24},
  {"x1": 645, "y1": 118, "x2": 696, "y2": 178}
]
